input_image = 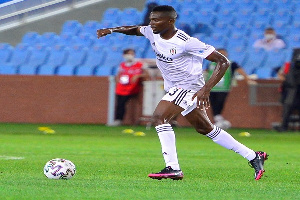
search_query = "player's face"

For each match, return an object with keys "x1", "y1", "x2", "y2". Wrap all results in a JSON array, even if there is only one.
[{"x1": 149, "y1": 12, "x2": 172, "y2": 34}]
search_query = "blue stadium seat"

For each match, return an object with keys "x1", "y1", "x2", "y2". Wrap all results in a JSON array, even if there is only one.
[
  {"x1": 130, "y1": 36, "x2": 149, "y2": 48},
  {"x1": 73, "y1": 33, "x2": 95, "y2": 47},
  {"x1": 262, "y1": 50, "x2": 286, "y2": 70},
  {"x1": 194, "y1": 9, "x2": 217, "y2": 26},
  {"x1": 275, "y1": 27, "x2": 290, "y2": 42},
  {"x1": 234, "y1": 12, "x2": 255, "y2": 27},
  {"x1": 176, "y1": 21, "x2": 194, "y2": 35},
  {"x1": 82, "y1": 20, "x2": 101, "y2": 35},
  {"x1": 287, "y1": 34, "x2": 300, "y2": 49},
  {"x1": 215, "y1": 15, "x2": 236, "y2": 29},
  {"x1": 218, "y1": 3, "x2": 238, "y2": 15},
  {"x1": 197, "y1": 2, "x2": 219, "y2": 12},
  {"x1": 181, "y1": 0, "x2": 200, "y2": 11},
  {"x1": 94, "y1": 65, "x2": 114, "y2": 76},
  {"x1": 22, "y1": 32, "x2": 41, "y2": 45},
  {"x1": 0, "y1": 43, "x2": 13, "y2": 65},
  {"x1": 289, "y1": 22, "x2": 300, "y2": 36},
  {"x1": 273, "y1": 15, "x2": 292, "y2": 28},
  {"x1": 251, "y1": 18, "x2": 271, "y2": 33},
  {"x1": 248, "y1": 32, "x2": 264, "y2": 47},
  {"x1": 236, "y1": 1, "x2": 257, "y2": 13},
  {"x1": 227, "y1": 49, "x2": 248, "y2": 66},
  {"x1": 100, "y1": 20, "x2": 121, "y2": 28},
  {"x1": 178, "y1": 9, "x2": 196, "y2": 24},
  {"x1": 56, "y1": 45, "x2": 87, "y2": 76},
  {"x1": 292, "y1": 14, "x2": 300, "y2": 26},
  {"x1": 119, "y1": 8, "x2": 142, "y2": 24},
  {"x1": 41, "y1": 32, "x2": 59, "y2": 47},
  {"x1": 243, "y1": 48, "x2": 267, "y2": 74},
  {"x1": 192, "y1": 33, "x2": 207, "y2": 42},
  {"x1": 109, "y1": 34, "x2": 131, "y2": 46},
  {"x1": 158, "y1": 0, "x2": 182, "y2": 11},
  {"x1": 255, "y1": 0, "x2": 277, "y2": 11},
  {"x1": 230, "y1": 24, "x2": 251, "y2": 36},
  {"x1": 101, "y1": 45, "x2": 123, "y2": 68},
  {"x1": 255, "y1": 67, "x2": 274, "y2": 79},
  {"x1": 193, "y1": 23, "x2": 213, "y2": 37},
  {"x1": 61, "y1": 20, "x2": 82, "y2": 36},
  {"x1": 274, "y1": 1, "x2": 296, "y2": 12},
  {"x1": 227, "y1": 33, "x2": 248, "y2": 52},
  {"x1": 75, "y1": 45, "x2": 106, "y2": 76},
  {"x1": 93, "y1": 34, "x2": 113, "y2": 47},
  {"x1": 205, "y1": 34, "x2": 228, "y2": 49},
  {"x1": 57, "y1": 33, "x2": 77, "y2": 47},
  {"x1": 0, "y1": 43, "x2": 31, "y2": 74},
  {"x1": 38, "y1": 45, "x2": 68, "y2": 75},
  {"x1": 18, "y1": 44, "x2": 49, "y2": 75},
  {"x1": 212, "y1": 27, "x2": 231, "y2": 37},
  {"x1": 102, "y1": 8, "x2": 121, "y2": 23}
]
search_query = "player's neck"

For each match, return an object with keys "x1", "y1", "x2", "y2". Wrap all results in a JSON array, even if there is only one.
[{"x1": 160, "y1": 28, "x2": 177, "y2": 40}]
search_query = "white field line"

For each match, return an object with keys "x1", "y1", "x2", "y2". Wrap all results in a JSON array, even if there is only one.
[{"x1": 0, "y1": 155, "x2": 25, "y2": 160}]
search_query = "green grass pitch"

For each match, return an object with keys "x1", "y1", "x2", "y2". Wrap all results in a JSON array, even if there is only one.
[{"x1": 0, "y1": 123, "x2": 299, "y2": 200}]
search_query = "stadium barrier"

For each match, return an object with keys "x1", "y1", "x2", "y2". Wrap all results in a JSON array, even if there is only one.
[{"x1": 0, "y1": 75, "x2": 282, "y2": 129}]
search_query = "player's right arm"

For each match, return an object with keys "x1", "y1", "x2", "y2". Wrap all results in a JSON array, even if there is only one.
[{"x1": 97, "y1": 26, "x2": 143, "y2": 39}]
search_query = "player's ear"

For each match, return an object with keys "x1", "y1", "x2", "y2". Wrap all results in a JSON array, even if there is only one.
[{"x1": 168, "y1": 18, "x2": 175, "y2": 24}]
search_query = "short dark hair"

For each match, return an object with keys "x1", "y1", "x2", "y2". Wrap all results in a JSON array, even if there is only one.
[
  {"x1": 152, "y1": 5, "x2": 177, "y2": 18},
  {"x1": 265, "y1": 27, "x2": 275, "y2": 31},
  {"x1": 123, "y1": 48, "x2": 135, "y2": 54}
]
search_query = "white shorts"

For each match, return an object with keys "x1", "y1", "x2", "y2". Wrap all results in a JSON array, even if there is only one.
[{"x1": 162, "y1": 87, "x2": 197, "y2": 116}]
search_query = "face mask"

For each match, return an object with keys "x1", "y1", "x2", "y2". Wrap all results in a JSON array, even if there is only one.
[
  {"x1": 123, "y1": 54, "x2": 135, "y2": 62},
  {"x1": 264, "y1": 34, "x2": 276, "y2": 41}
]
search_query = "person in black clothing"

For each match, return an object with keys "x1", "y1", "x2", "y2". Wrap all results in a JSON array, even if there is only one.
[
  {"x1": 274, "y1": 49, "x2": 300, "y2": 131},
  {"x1": 207, "y1": 49, "x2": 256, "y2": 130}
]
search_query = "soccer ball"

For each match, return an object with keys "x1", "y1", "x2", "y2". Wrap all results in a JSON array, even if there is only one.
[{"x1": 44, "y1": 158, "x2": 76, "y2": 179}]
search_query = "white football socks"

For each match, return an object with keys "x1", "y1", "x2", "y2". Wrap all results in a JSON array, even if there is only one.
[
  {"x1": 155, "y1": 124, "x2": 180, "y2": 170},
  {"x1": 206, "y1": 126, "x2": 256, "y2": 161}
]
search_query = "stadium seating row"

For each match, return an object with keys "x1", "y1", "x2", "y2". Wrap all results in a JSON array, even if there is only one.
[
  {"x1": 0, "y1": 43, "x2": 121, "y2": 76},
  {"x1": 1, "y1": 0, "x2": 300, "y2": 78}
]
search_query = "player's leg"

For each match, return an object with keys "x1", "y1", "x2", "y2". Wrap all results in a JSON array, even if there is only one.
[
  {"x1": 148, "y1": 100, "x2": 184, "y2": 180},
  {"x1": 184, "y1": 108, "x2": 268, "y2": 180},
  {"x1": 114, "y1": 95, "x2": 131, "y2": 125},
  {"x1": 210, "y1": 92, "x2": 231, "y2": 129}
]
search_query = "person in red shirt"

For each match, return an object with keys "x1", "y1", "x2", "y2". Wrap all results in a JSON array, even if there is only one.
[{"x1": 112, "y1": 48, "x2": 149, "y2": 126}]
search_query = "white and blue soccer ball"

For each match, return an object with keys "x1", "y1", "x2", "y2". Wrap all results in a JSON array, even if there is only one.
[{"x1": 44, "y1": 158, "x2": 76, "y2": 179}]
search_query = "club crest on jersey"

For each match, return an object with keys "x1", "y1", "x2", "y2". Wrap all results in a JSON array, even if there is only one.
[{"x1": 170, "y1": 48, "x2": 177, "y2": 55}]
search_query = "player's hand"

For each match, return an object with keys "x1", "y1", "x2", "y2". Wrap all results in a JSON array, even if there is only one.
[
  {"x1": 97, "y1": 28, "x2": 112, "y2": 39},
  {"x1": 192, "y1": 86, "x2": 210, "y2": 110}
]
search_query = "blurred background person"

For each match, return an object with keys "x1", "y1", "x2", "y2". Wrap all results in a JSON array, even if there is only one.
[
  {"x1": 274, "y1": 49, "x2": 300, "y2": 132},
  {"x1": 253, "y1": 27, "x2": 286, "y2": 51},
  {"x1": 111, "y1": 48, "x2": 149, "y2": 126},
  {"x1": 206, "y1": 48, "x2": 256, "y2": 130}
]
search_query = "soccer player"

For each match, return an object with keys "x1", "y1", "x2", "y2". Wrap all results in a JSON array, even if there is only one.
[{"x1": 97, "y1": 5, "x2": 268, "y2": 181}]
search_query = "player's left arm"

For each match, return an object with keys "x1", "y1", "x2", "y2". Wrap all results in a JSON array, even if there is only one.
[
  {"x1": 192, "y1": 50, "x2": 230, "y2": 109},
  {"x1": 97, "y1": 26, "x2": 143, "y2": 39}
]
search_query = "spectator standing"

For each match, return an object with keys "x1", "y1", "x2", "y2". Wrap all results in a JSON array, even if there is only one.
[{"x1": 111, "y1": 49, "x2": 149, "y2": 126}]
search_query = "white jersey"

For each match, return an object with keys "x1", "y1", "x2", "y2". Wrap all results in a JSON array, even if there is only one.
[{"x1": 139, "y1": 25, "x2": 215, "y2": 92}]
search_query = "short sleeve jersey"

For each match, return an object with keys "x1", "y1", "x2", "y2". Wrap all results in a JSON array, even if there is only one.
[{"x1": 139, "y1": 25, "x2": 215, "y2": 91}]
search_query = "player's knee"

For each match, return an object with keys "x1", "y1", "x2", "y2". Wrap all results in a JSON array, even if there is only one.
[
  {"x1": 194, "y1": 124, "x2": 213, "y2": 135},
  {"x1": 152, "y1": 113, "x2": 169, "y2": 126}
]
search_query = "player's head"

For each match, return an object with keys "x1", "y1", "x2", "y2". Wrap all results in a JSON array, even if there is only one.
[
  {"x1": 149, "y1": 5, "x2": 177, "y2": 34},
  {"x1": 123, "y1": 48, "x2": 135, "y2": 62}
]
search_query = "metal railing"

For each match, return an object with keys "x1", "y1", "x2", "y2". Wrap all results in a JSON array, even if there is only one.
[{"x1": 0, "y1": 0, "x2": 105, "y2": 32}]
